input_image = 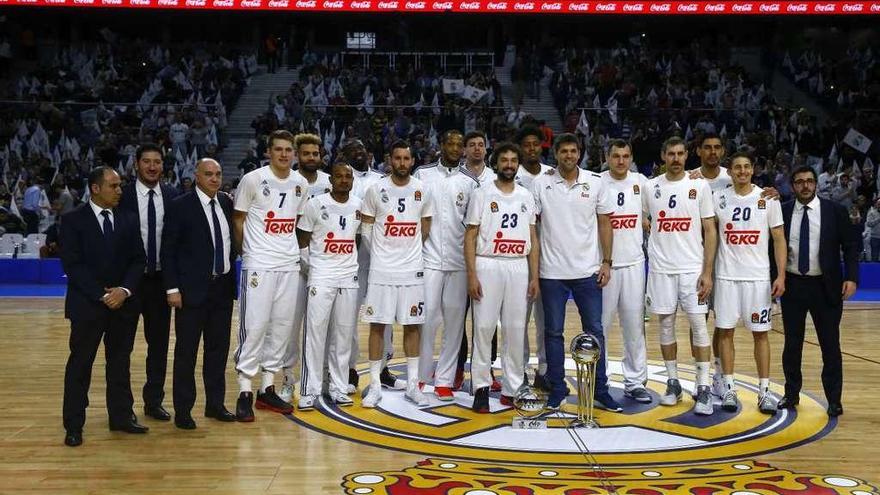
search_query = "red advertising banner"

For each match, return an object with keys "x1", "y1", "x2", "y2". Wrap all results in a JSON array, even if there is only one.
[{"x1": 1, "y1": 0, "x2": 878, "y2": 13}]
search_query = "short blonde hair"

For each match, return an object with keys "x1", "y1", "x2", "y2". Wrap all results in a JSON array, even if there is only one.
[{"x1": 294, "y1": 133, "x2": 322, "y2": 150}]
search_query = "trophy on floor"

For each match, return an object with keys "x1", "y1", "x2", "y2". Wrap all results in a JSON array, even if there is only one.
[
  {"x1": 570, "y1": 333, "x2": 601, "y2": 429},
  {"x1": 512, "y1": 387, "x2": 548, "y2": 429}
]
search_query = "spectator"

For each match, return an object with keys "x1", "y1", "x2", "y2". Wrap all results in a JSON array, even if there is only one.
[
  {"x1": 0, "y1": 206, "x2": 26, "y2": 235},
  {"x1": 21, "y1": 178, "x2": 43, "y2": 234},
  {"x1": 830, "y1": 173, "x2": 857, "y2": 209},
  {"x1": 867, "y1": 198, "x2": 880, "y2": 262}
]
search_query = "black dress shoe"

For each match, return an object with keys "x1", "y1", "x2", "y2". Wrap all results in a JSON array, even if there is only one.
[
  {"x1": 144, "y1": 405, "x2": 171, "y2": 421},
  {"x1": 174, "y1": 415, "x2": 197, "y2": 430},
  {"x1": 205, "y1": 405, "x2": 237, "y2": 422},
  {"x1": 777, "y1": 395, "x2": 799, "y2": 410},
  {"x1": 109, "y1": 419, "x2": 150, "y2": 433},
  {"x1": 827, "y1": 403, "x2": 844, "y2": 417},
  {"x1": 64, "y1": 430, "x2": 83, "y2": 447}
]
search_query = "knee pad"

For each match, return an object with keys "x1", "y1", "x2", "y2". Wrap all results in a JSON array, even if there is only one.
[
  {"x1": 658, "y1": 314, "x2": 676, "y2": 346},
  {"x1": 688, "y1": 313, "x2": 710, "y2": 347}
]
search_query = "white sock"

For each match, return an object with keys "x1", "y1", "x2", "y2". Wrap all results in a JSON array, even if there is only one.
[
  {"x1": 714, "y1": 357, "x2": 723, "y2": 376},
  {"x1": 665, "y1": 360, "x2": 678, "y2": 380},
  {"x1": 407, "y1": 357, "x2": 419, "y2": 383},
  {"x1": 238, "y1": 374, "x2": 252, "y2": 393},
  {"x1": 724, "y1": 375, "x2": 736, "y2": 391},
  {"x1": 695, "y1": 362, "x2": 711, "y2": 387},
  {"x1": 759, "y1": 378, "x2": 770, "y2": 394},
  {"x1": 370, "y1": 360, "x2": 382, "y2": 388},
  {"x1": 260, "y1": 370, "x2": 274, "y2": 393}
]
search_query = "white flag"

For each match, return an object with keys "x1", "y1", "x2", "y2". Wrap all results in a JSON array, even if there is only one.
[
  {"x1": 461, "y1": 85, "x2": 487, "y2": 103},
  {"x1": 843, "y1": 127, "x2": 872, "y2": 154},
  {"x1": 576, "y1": 110, "x2": 590, "y2": 137},
  {"x1": 442, "y1": 79, "x2": 465, "y2": 95}
]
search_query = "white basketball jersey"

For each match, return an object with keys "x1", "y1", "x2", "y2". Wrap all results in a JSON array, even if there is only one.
[
  {"x1": 703, "y1": 166, "x2": 732, "y2": 194},
  {"x1": 465, "y1": 182, "x2": 536, "y2": 258},
  {"x1": 515, "y1": 163, "x2": 553, "y2": 191},
  {"x1": 714, "y1": 186, "x2": 783, "y2": 281},
  {"x1": 362, "y1": 176, "x2": 433, "y2": 284},
  {"x1": 234, "y1": 166, "x2": 309, "y2": 271},
  {"x1": 643, "y1": 175, "x2": 714, "y2": 274},
  {"x1": 352, "y1": 169, "x2": 384, "y2": 200},
  {"x1": 298, "y1": 193, "x2": 363, "y2": 288},
  {"x1": 299, "y1": 170, "x2": 331, "y2": 199},
  {"x1": 600, "y1": 171, "x2": 648, "y2": 267}
]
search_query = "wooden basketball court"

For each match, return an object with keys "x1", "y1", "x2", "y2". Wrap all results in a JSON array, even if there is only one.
[{"x1": 1, "y1": 297, "x2": 878, "y2": 494}]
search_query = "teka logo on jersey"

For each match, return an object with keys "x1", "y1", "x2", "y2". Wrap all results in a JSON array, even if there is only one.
[
  {"x1": 513, "y1": 2, "x2": 534, "y2": 9},
  {"x1": 378, "y1": 0, "x2": 398, "y2": 7},
  {"x1": 568, "y1": 2, "x2": 589, "y2": 9},
  {"x1": 786, "y1": 2, "x2": 807, "y2": 12},
  {"x1": 759, "y1": 2, "x2": 780, "y2": 12},
  {"x1": 384, "y1": 216, "x2": 417, "y2": 237},
  {"x1": 492, "y1": 232, "x2": 527, "y2": 255},
  {"x1": 324, "y1": 232, "x2": 355, "y2": 254},
  {"x1": 649, "y1": 3, "x2": 670, "y2": 11},
  {"x1": 267, "y1": 0, "x2": 288, "y2": 6},
  {"x1": 842, "y1": 3, "x2": 863, "y2": 11},
  {"x1": 656, "y1": 211, "x2": 691, "y2": 233},
  {"x1": 486, "y1": 1, "x2": 507, "y2": 8},
  {"x1": 813, "y1": 2, "x2": 835, "y2": 11},
  {"x1": 350, "y1": 0, "x2": 371, "y2": 7},
  {"x1": 723, "y1": 224, "x2": 760, "y2": 245},
  {"x1": 542, "y1": 2, "x2": 562, "y2": 10},
  {"x1": 622, "y1": 3, "x2": 643, "y2": 11},
  {"x1": 677, "y1": 3, "x2": 697, "y2": 11},
  {"x1": 731, "y1": 2, "x2": 753, "y2": 11},
  {"x1": 432, "y1": 1, "x2": 452, "y2": 8},
  {"x1": 610, "y1": 214, "x2": 638, "y2": 230},
  {"x1": 264, "y1": 211, "x2": 296, "y2": 234},
  {"x1": 704, "y1": 3, "x2": 725, "y2": 11},
  {"x1": 212, "y1": 0, "x2": 233, "y2": 6},
  {"x1": 323, "y1": 0, "x2": 344, "y2": 7},
  {"x1": 459, "y1": 1, "x2": 480, "y2": 8},
  {"x1": 595, "y1": 2, "x2": 616, "y2": 10}
]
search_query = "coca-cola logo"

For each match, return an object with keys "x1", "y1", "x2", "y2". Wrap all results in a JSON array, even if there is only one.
[
  {"x1": 264, "y1": 211, "x2": 296, "y2": 235},
  {"x1": 786, "y1": 3, "x2": 807, "y2": 11},
  {"x1": 731, "y1": 2, "x2": 753, "y2": 11},
  {"x1": 622, "y1": 3, "x2": 643, "y2": 11},
  {"x1": 267, "y1": 0, "x2": 288, "y2": 6},
  {"x1": 649, "y1": 2, "x2": 669, "y2": 11},
  {"x1": 595, "y1": 1, "x2": 615, "y2": 10},
  {"x1": 185, "y1": 0, "x2": 206, "y2": 5},
  {"x1": 212, "y1": 0, "x2": 233, "y2": 6},
  {"x1": 724, "y1": 225, "x2": 760, "y2": 245},
  {"x1": 609, "y1": 214, "x2": 638, "y2": 230},
  {"x1": 871, "y1": 3, "x2": 880, "y2": 12},
  {"x1": 431, "y1": 1, "x2": 452, "y2": 7},
  {"x1": 101, "y1": 0, "x2": 121, "y2": 4},
  {"x1": 383, "y1": 216, "x2": 417, "y2": 237},
  {"x1": 323, "y1": 0, "x2": 343, "y2": 7},
  {"x1": 492, "y1": 232, "x2": 527, "y2": 255},
  {"x1": 813, "y1": 3, "x2": 835, "y2": 11},
  {"x1": 513, "y1": 1, "x2": 534, "y2": 9},
  {"x1": 377, "y1": 0, "x2": 398, "y2": 7},
  {"x1": 72, "y1": 0, "x2": 95, "y2": 4},
  {"x1": 459, "y1": 1, "x2": 480, "y2": 8},
  {"x1": 323, "y1": 233, "x2": 355, "y2": 254},
  {"x1": 350, "y1": 0, "x2": 370, "y2": 7},
  {"x1": 704, "y1": 3, "x2": 725, "y2": 11},
  {"x1": 842, "y1": 3, "x2": 863, "y2": 11},
  {"x1": 295, "y1": 0, "x2": 315, "y2": 5},
  {"x1": 568, "y1": 1, "x2": 589, "y2": 9},
  {"x1": 759, "y1": 3, "x2": 780, "y2": 11},
  {"x1": 130, "y1": 0, "x2": 151, "y2": 4},
  {"x1": 486, "y1": 1, "x2": 507, "y2": 8},
  {"x1": 240, "y1": 0, "x2": 261, "y2": 5},
  {"x1": 156, "y1": 0, "x2": 178, "y2": 5},
  {"x1": 656, "y1": 211, "x2": 692, "y2": 233},
  {"x1": 542, "y1": 2, "x2": 561, "y2": 9},
  {"x1": 677, "y1": 2, "x2": 697, "y2": 11},
  {"x1": 405, "y1": 0, "x2": 424, "y2": 6}
]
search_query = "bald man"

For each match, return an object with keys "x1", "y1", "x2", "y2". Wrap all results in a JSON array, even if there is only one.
[{"x1": 162, "y1": 159, "x2": 237, "y2": 429}]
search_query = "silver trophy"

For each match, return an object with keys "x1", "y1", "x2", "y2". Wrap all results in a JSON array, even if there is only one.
[
  {"x1": 511, "y1": 387, "x2": 548, "y2": 429},
  {"x1": 570, "y1": 334, "x2": 602, "y2": 428}
]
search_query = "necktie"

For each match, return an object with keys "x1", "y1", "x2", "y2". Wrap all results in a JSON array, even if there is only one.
[
  {"x1": 147, "y1": 189, "x2": 157, "y2": 274},
  {"x1": 210, "y1": 199, "x2": 224, "y2": 276},
  {"x1": 798, "y1": 206, "x2": 810, "y2": 275},
  {"x1": 101, "y1": 210, "x2": 113, "y2": 239}
]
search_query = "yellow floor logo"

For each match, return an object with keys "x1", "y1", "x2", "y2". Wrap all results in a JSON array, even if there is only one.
[{"x1": 292, "y1": 359, "x2": 836, "y2": 466}]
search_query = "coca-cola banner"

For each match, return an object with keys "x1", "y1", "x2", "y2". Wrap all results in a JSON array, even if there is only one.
[{"x1": 3, "y1": 0, "x2": 878, "y2": 13}]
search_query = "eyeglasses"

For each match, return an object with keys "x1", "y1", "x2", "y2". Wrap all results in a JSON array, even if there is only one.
[{"x1": 792, "y1": 179, "x2": 816, "y2": 186}]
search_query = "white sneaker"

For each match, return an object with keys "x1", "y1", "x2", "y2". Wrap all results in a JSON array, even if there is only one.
[
  {"x1": 693, "y1": 386, "x2": 714, "y2": 416},
  {"x1": 346, "y1": 384, "x2": 357, "y2": 395},
  {"x1": 362, "y1": 384, "x2": 382, "y2": 408},
  {"x1": 712, "y1": 372, "x2": 726, "y2": 398},
  {"x1": 721, "y1": 389, "x2": 739, "y2": 412},
  {"x1": 279, "y1": 381, "x2": 295, "y2": 404},
  {"x1": 330, "y1": 390, "x2": 354, "y2": 407},
  {"x1": 298, "y1": 394, "x2": 317, "y2": 410},
  {"x1": 405, "y1": 380, "x2": 430, "y2": 407},
  {"x1": 758, "y1": 392, "x2": 778, "y2": 415}
]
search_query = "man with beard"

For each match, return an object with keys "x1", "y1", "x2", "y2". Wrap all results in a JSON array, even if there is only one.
[
  {"x1": 465, "y1": 143, "x2": 540, "y2": 412},
  {"x1": 414, "y1": 130, "x2": 479, "y2": 401}
]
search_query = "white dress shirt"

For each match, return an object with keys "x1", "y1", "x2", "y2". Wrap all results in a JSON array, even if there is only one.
[
  {"x1": 135, "y1": 180, "x2": 164, "y2": 271},
  {"x1": 89, "y1": 200, "x2": 131, "y2": 297},
  {"x1": 787, "y1": 195, "x2": 822, "y2": 276},
  {"x1": 197, "y1": 187, "x2": 232, "y2": 276}
]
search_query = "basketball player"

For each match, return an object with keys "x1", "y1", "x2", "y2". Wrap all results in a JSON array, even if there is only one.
[
  {"x1": 297, "y1": 162, "x2": 362, "y2": 409},
  {"x1": 515, "y1": 125, "x2": 553, "y2": 390},
  {"x1": 232, "y1": 130, "x2": 310, "y2": 421},
  {"x1": 360, "y1": 140, "x2": 433, "y2": 408},
  {"x1": 463, "y1": 131, "x2": 496, "y2": 185},
  {"x1": 280, "y1": 133, "x2": 331, "y2": 404},
  {"x1": 643, "y1": 136, "x2": 718, "y2": 416},
  {"x1": 599, "y1": 139, "x2": 651, "y2": 403},
  {"x1": 414, "y1": 130, "x2": 478, "y2": 401},
  {"x1": 713, "y1": 152, "x2": 787, "y2": 414},
  {"x1": 465, "y1": 143, "x2": 540, "y2": 412}
]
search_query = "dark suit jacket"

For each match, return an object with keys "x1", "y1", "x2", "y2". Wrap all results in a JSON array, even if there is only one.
[
  {"x1": 60, "y1": 203, "x2": 146, "y2": 321},
  {"x1": 118, "y1": 182, "x2": 179, "y2": 241},
  {"x1": 161, "y1": 191, "x2": 237, "y2": 307},
  {"x1": 772, "y1": 197, "x2": 860, "y2": 304}
]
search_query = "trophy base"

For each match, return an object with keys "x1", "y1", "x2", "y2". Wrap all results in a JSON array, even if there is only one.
[{"x1": 569, "y1": 419, "x2": 600, "y2": 429}]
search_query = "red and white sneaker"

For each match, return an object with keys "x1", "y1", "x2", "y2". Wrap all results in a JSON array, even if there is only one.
[{"x1": 435, "y1": 386, "x2": 454, "y2": 401}]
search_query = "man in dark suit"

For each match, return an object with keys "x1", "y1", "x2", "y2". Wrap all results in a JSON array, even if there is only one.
[
  {"x1": 60, "y1": 166, "x2": 148, "y2": 447},
  {"x1": 162, "y1": 159, "x2": 237, "y2": 429},
  {"x1": 776, "y1": 165, "x2": 859, "y2": 417},
  {"x1": 118, "y1": 143, "x2": 179, "y2": 421}
]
